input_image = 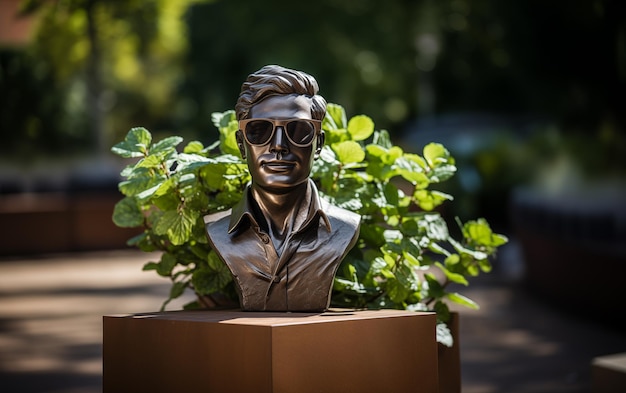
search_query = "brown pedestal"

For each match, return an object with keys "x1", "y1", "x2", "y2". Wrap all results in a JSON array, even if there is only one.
[
  {"x1": 103, "y1": 309, "x2": 438, "y2": 393},
  {"x1": 592, "y1": 352, "x2": 626, "y2": 393},
  {"x1": 438, "y1": 312, "x2": 461, "y2": 393}
]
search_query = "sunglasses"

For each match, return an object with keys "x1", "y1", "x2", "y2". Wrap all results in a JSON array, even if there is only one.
[{"x1": 239, "y1": 118, "x2": 322, "y2": 147}]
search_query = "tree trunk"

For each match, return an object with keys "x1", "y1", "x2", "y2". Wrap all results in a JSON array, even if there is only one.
[{"x1": 85, "y1": 0, "x2": 106, "y2": 157}]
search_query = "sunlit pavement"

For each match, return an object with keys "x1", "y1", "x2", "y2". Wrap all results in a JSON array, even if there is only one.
[
  {"x1": 0, "y1": 247, "x2": 625, "y2": 393},
  {"x1": 452, "y1": 274, "x2": 626, "y2": 393},
  {"x1": 0, "y1": 250, "x2": 195, "y2": 393}
]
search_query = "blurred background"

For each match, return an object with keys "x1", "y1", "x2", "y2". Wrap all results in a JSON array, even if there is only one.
[{"x1": 1, "y1": 0, "x2": 625, "y2": 392}]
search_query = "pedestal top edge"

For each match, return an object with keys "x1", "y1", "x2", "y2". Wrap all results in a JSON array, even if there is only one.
[{"x1": 104, "y1": 308, "x2": 435, "y2": 326}]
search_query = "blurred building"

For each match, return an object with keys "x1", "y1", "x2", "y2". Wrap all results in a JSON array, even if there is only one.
[{"x1": 0, "y1": 0, "x2": 35, "y2": 47}]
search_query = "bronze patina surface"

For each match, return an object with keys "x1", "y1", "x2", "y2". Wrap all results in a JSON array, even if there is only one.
[{"x1": 205, "y1": 65, "x2": 360, "y2": 312}]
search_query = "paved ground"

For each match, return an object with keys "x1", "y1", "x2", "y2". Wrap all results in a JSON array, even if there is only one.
[{"x1": 0, "y1": 245, "x2": 625, "y2": 393}]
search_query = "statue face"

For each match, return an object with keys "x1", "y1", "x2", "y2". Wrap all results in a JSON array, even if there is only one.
[{"x1": 237, "y1": 94, "x2": 323, "y2": 193}]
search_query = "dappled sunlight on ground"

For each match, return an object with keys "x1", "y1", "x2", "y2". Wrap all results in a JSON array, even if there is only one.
[
  {"x1": 0, "y1": 250, "x2": 195, "y2": 393},
  {"x1": 451, "y1": 272, "x2": 626, "y2": 393},
  {"x1": 0, "y1": 249, "x2": 625, "y2": 392}
]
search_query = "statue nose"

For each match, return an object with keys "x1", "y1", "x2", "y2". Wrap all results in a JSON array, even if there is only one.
[{"x1": 270, "y1": 126, "x2": 289, "y2": 153}]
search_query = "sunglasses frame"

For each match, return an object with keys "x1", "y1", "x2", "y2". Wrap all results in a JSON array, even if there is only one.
[{"x1": 239, "y1": 118, "x2": 322, "y2": 147}]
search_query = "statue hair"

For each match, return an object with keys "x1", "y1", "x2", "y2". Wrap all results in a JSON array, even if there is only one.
[{"x1": 235, "y1": 65, "x2": 327, "y2": 121}]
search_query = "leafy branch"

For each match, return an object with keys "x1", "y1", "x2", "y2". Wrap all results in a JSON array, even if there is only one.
[{"x1": 111, "y1": 103, "x2": 508, "y2": 345}]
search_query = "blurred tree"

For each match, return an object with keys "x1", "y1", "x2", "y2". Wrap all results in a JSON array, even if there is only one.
[
  {"x1": 178, "y1": 0, "x2": 625, "y2": 145},
  {"x1": 0, "y1": 47, "x2": 88, "y2": 159},
  {"x1": 3, "y1": 0, "x2": 623, "y2": 171},
  {"x1": 0, "y1": 0, "x2": 204, "y2": 160},
  {"x1": 432, "y1": 0, "x2": 626, "y2": 133},
  {"x1": 410, "y1": 0, "x2": 626, "y2": 229},
  {"x1": 178, "y1": 0, "x2": 422, "y2": 142}
]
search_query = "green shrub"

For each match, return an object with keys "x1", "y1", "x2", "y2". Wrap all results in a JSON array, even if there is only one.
[{"x1": 112, "y1": 103, "x2": 507, "y2": 345}]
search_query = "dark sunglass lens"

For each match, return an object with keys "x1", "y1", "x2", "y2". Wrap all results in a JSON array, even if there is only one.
[
  {"x1": 245, "y1": 120, "x2": 274, "y2": 145},
  {"x1": 286, "y1": 120, "x2": 315, "y2": 145}
]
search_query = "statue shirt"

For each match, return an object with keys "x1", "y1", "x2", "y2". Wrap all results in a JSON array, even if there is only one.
[{"x1": 204, "y1": 179, "x2": 360, "y2": 312}]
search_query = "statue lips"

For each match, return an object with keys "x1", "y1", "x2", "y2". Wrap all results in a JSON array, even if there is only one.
[{"x1": 262, "y1": 159, "x2": 296, "y2": 173}]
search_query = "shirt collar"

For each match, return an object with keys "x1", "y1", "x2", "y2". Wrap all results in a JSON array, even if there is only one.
[{"x1": 228, "y1": 179, "x2": 331, "y2": 234}]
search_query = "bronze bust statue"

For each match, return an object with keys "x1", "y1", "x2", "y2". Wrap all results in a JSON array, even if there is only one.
[{"x1": 204, "y1": 65, "x2": 360, "y2": 312}]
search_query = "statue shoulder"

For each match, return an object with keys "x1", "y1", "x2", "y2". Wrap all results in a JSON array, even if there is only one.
[
  {"x1": 323, "y1": 201, "x2": 361, "y2": 230},
  {"x1": 204, "y1": 209, "x2": 234, "y2": 248},
  {"x1": 203, "y1": 209, "x2": 232, "y2": 226},
  {"x1": 203, "y1": 209, "x2": 232, "y2": 238}
]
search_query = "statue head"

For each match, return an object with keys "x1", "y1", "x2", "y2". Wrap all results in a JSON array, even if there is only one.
[
  {"x1": 235, "y1": 65, "x2": 327, "y2": 192},
  {"x1": 235, "y1": 65, "x2": 327, "y2": 121}
]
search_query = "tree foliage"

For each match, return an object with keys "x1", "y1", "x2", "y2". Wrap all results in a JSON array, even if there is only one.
[{"x1": 2, "y1": 0, "x2": 202, "y2": 158}]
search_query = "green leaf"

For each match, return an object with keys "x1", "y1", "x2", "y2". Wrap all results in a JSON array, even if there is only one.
[
  {"x1": 214, "y1": 111, "x2": 240, "y2": 156},
  {"x1": 467, "y1": 263, "x2": 480, "y2": 276},
  {"x1": 386, "y1": 278, "x2": 409, "y2": 304},
  {"x1": 399, "y1": 168, "x2": 430, "y2": 189},
  {"x1": 183, "y1": 140, "x2": 204, "y2": 154},
  {"x1": 383, "y1": 182, "x2": 399, "y2": 206},
  {"x1": 324, "y1": 103, "x2": 347, "y2": 129},
  {"x1": 142, "y1": 261, "x2": 158, "y2": 271},
  {"x1": 332, "y1": 141, "x2": 365, "y2": 164},
  {"x1": 192, "y1": 251, "x2": 232, "y2": 295},
  {"x1": 399, "y1": 217, "x2": 419, "y2": 237},
  {"x1": 112, "y1": 197, "x2": 144, "y2": 227},
  {"x1": 136, "y1": 154, "x2": 165, "y2": 170},
  {"x1": 347, "y1": 115, "x2": 374, "y2": 141},
  {"x1": 183, "y1": 301, "x2": 202, "y2": 310},
  {"x1": 395, "y1": 156, "x2": 429, "y2": 187},
  {"x1": 136, "y1": 183, "x2": 163, "y2": 201},
  {"x1": 386, "y1": 146, "x2": 404, "y2": 165},
  {"x1": 447, "y1": 237, "x2": 489, "y2": 260},
  {"x1": 372, "y1": 129, "x2": 392, "y2": 149},
  {"x1": 396, "y1": 262, "x2": 419, "y2": 291},
  {"x1": 152, "y1": 194, "x2": 178, "y2": 215},
  {"x1": 154, "y1": 209, "x2": 196, "y2": 246},
  {"x1": 126, "y1": 231, "x2": 149, "y2": 247},
  {"x1": 176, "y1": 153, "x2": 215, "y2": 173},
  {"x1": 492, "y1": 233, "x2": 509, "y2": 247},
  {"x1": 365, "y1": 143, "x2": 387, "y2": 159},
  {"x1": 430, "y1": 164, "x2": 457, "y2": 183},
  {"x1": 434, "y1": 300, "x2": 450, "y2": 321},
  {"x1": 479, "y1": 258, "x2": 493, "y2": 273},
  {"x1": 404, "y1": 153, "x2": 428, "y2": 171},
  {"x1": 445, "y1": 254, "x2": 460, "y2": 265},
  {"x1": 212, "y1": 110, "x2": 236, "y2": 129},
  {"x1": 118, "y1": 175, "x2": 154, "y2": 197},
  {"x1": 156, "y1": 252, "x2": 178, "y2": 277},
  {"x1": 464, "y1": 218, "x2": 509, "y2": 247},
  {"x1": 420, "y1": 213, "x2": 449, "y2": 241},
  {"x1": 111, "y1": 127, "x2": 152, "y2": 158},
  {"x1": 153, "y1": 177, "x2": 177, "y2": 198},
  {"x1": 424, "y1": 273, "x2": 445, "y2": 298},
  {"x1": 414, "y1": 190, "x2": 453, "y2": 211},
  {"x1": 169, "y1": 281, "x2": 187, "y2": 300},
  {"x1": 437, "y1": 322, "x2": 454, "y2": 347},
  {"x1": 447, "y1": 292, "x2": 480, "y2": 310},
  {"x1": 368, "y1": 256, "x2": 387, "y2": 276},
  {"x1": 151, "y1": 136, "x2": 183, "y2": 155},
  {"x1": 428, "y1": 242, "x2": 451, "y2": 257},
  {"x1": 435, "y1": 262, "x2": 468, "y2": 286},
  {"x1": 201, "y1": 163, "x2": 228, "y2": 190},
  {"x1": 423, "y1": 143, "x2": 450, "y2": 168}
]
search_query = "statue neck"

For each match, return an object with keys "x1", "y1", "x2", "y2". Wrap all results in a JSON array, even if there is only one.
[{"x1": 250, "y1": 181, "x2": 310, "y2": 243}]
